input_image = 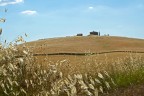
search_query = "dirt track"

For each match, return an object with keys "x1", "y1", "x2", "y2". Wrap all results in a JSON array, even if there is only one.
[{"x1": 33, "y1": 50, "x2": 144, "y2": 56}]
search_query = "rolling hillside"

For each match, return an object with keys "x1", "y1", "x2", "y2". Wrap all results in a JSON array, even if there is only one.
[{"x1": 22, "y1": 36, "x2": 144, "y2": 54}]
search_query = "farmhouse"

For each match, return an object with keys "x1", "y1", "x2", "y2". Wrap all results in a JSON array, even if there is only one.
[
  {"x1": 77, "y1": 33, "x2": 83, "y2": 36},
  {"x1": 89, "y1": 31, "x2": 100, "y2": 36}
]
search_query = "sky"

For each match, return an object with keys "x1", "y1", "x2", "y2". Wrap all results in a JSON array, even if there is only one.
[{"x1": 0, "y1": 0, "x2": 144, "y2": 42}]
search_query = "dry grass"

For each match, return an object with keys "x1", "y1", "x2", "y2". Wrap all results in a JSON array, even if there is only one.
[
  {"x1": 0, "y1": 44, "x2": 115, "y2": 96},
  {"x1": 34, "y1": 53, "x2": 144, "y2": 76},
  {"x1": 1, "y1": 36, "x2": 144, "y2": 96}
]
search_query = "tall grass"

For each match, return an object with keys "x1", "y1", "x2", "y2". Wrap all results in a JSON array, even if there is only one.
[
  {"x1": 0, "y1": 38, "x2": 144, "y2": 96},
  {"x1": 111, "y1": 54, "x2": 144, "y2": 87}
]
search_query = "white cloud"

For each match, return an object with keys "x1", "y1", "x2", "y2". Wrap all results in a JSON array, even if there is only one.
[
  {"x1": 88, "y1": 6, "x2": 94, "y2": 10},
  {"x1": 21, "y1": 10, "x2": 37, "y2": 15},
  {"x1": 87, "y1": 5, "x2": 111, "y2": 11},
  {"x1": 0, "y1": 0, "x2": 23, "y2": 6}
]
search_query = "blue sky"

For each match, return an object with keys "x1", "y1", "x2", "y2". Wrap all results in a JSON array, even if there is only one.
[{"x1": 0, "y1": 0, "x2": 144, "y2": 42}]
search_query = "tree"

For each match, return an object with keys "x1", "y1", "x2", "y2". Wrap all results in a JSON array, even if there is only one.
[{"x1": 0, "y1": 28, "x2": 2, "y2": 35}]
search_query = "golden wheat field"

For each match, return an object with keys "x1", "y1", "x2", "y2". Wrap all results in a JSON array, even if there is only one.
[
  {"x1": 18, "y1": 36, "x2": 144, "y2": 76},
  {"x1": 20, "y1": 36, "x2": 144, "y2": 53},
  {"x1": 19, "y1": 36, "x2": 144, "y2": 63}
]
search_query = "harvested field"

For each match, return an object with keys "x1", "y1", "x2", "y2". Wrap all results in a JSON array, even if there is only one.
[
  {"x1": 15, "y1": 36, "x2": 144, "y2": 75},
  {"x1": 17, "y1": 36, "x2": 144, "y2": 65},
  {"x1": 21, "y1": 36, "x2": 144, "y2": 54},
  {"x1": 18, "y1": 36, "x2": 144, "y2": 76}
]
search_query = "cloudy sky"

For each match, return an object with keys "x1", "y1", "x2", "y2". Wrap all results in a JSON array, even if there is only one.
[{"x1": 0, "y1": 0, "x2": 144, "y2": 42}]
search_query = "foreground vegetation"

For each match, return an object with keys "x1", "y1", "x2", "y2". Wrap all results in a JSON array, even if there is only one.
[{"x1": 0, "y1": 38, "x2": 144, "y2": 96}]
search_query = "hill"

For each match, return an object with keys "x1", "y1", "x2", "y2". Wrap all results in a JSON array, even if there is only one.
[{"x1": 22, "y1": 36, "x2": 144, "y2": 54}]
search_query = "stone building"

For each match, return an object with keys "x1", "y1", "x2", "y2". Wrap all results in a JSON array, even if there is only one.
[{"x1": 89, "y1": 31, "x2": 100, "y2": 36}]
